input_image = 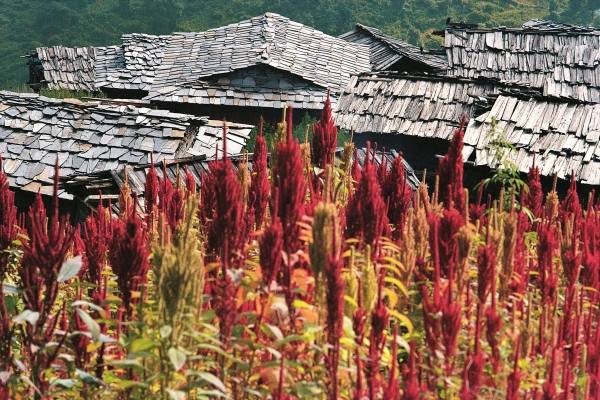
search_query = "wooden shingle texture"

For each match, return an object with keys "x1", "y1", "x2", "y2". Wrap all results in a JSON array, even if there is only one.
[
  {"x1": 35, "y1": 46, "x2": 99, "y2": 91},
  {"x1": 445, "y1": 20, "x2": 600, "y2": 103},
  {"x1": 145, "y1": 64, "x2": 331, "y2": 110},
  {"x1": 145, "y1": 13, "x2": 371, "y2": 107},
  {"x1": 334, "y1": 73, "x2": 497, "y2": 140},
  {"x1": 0, "y1": 91, "x2": 252, "y2": 195},
  {"x1": 464, "y1": 94, "x2": 600, "y2": 185},
  {"x1": 95, "y1": 34, "x2": 172, "y2": 92},
  {"x1": 339, "y1": 24, "x2": 447, "y2": 71}
]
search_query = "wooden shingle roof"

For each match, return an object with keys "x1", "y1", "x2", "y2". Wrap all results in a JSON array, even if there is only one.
[
  {"x1": 149, "y1": 13, "x2": 370, "y2": 94},
  {"x1": 445, "y1": 21, "x2": 600, "y2": 103},
  {"x1": 464, "y1": 94, "x2": 600, "y2": 185},
  {"x1": 0, "y1": 91, "x2": 252, "y2": 195},
  {"x1": 95, "y1": 33, "x2": 172, "y2": 92},
  {"x1": 339, "y1": 24, "x2": 447, "y2": 71},
  {"x1": 145, "y1": 64, "x2": 331, "y2": 110},
  {"x1": 35, "y1": 46, "x2": 99, "y2": 92},
  {"x1": 334, "y1": 73, "x2": 497, "y2": 140}
]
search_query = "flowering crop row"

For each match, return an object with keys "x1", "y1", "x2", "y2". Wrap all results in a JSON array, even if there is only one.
[{"x1": 0, "y1": 97, "x2": 599, "y2": 399}]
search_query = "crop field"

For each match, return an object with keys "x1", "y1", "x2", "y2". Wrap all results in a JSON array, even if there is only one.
[{"x1": 0, "y1": 101, "x2": 598, "y2": 399}]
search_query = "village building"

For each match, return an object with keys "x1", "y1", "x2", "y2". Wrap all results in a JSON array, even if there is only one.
[
  {"x1": 0, "y1": 91, "x2": 251, "y2": 211},
  {"x1": 445, "y1": 19, "x2": 600, "y2": 188},
  {"x1": 334, "y1": 72, "x2": 499, "y2": 175},
  {"x1": 336, "y1": 19, "x2": 600, "y2": 189},
  {"x1": 339, "y1": 23, "x2": 447, "y2": 73},
  {"x1": 464, "y1": 93, "x2": 600, "y2": 188},
  {"x1": 444, "y1": 19, "x2": 600, "y2": 103},
  {"x1": 27, "y1": 13, "x2": 372, "y2": 126}
]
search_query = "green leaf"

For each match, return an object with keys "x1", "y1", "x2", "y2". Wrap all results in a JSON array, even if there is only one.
[
  {"x1": 262, "y1": 324, "x2": 284, "y2": 340},
  {"x1": 196, "y1": 371, "x2": 226, "y2": 393},
  {"x1": 57, "y1": 256, "x2": 82, "y2": 282},
  {"x1": 76, "y1": 309, "x2": 100, "y2": 341},
  {"x1": 160, "y1": 325, "x2": 172, "y2": 339},
  {"x1": 168, "y1": 347, "x2": 186, "y2": 371},
  {"x1": 13, "y1": 309, "x2": 39, "y2": 325},
  {"x1": 166, "y1": 389, "x2": 186, "y2": 400},
  {"x1": 274, "y1": 334, "x2": 306, "y2": 348},
  {"x1": 130, "y1": 338, "x2": 155, "y2": 353},
  {"x1": 71, "y1": 300, "x2": 106, "y2": 317},
  {"x1": 76, "y1": 369, "x2": 104, "y2": 386},
  {"x1": 51, "y1": 378, "x2": 77, "y2": 389}
]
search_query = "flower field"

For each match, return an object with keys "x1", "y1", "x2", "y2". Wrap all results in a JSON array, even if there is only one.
[{"x1": 1, "y1": 99, "x2": 599, "y2": 399}]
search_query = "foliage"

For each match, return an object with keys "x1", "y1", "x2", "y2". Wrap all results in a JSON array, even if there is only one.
[
  {"x1": 1, "y1": 0, "x2": 599, "y2": 88},
  {"x1": 1, "y1": 104, "x2": 600, "y2": 399},
  {"x1": 478, "y1": 118, "x2": 527, "y2": 203}
]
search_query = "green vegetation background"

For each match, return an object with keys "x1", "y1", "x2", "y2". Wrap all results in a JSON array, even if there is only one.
[{"x1": 1, "y1": 0, "x2": 599, "y2": 89}]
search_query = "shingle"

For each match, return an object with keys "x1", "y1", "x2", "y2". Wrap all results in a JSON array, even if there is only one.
[
  {"x1": 466, "y1": 94, "x2": 600, "y2": 184},
  {"x1": 0, "y1": 91, "x2": 251, "y2": 195},
  {"x1": 445, "y1": 22, "x2": 600, "y2": 103}
]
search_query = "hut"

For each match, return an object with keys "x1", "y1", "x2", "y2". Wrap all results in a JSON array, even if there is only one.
[
  {"x1": 334, "y1": 72, "x2": 499, "y2": 174},
  {"x1": 0, "y1": 91, "x2": 251, "y2": 210},
  {"x1": 444, "y1": 19, "x2": 600, "y2": 103},
  {"x1": 339, "y1": 23, "x2": 447, "y2": 73},
  {"x1": 464, "y1": 93, "x2": 600, "y2": 190},
  {"x1": 28, "y1": 13, "x2": 372, "y2": 125}
]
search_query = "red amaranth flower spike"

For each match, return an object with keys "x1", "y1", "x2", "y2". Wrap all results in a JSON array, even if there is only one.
[
  {"x1": 477, "y1": 242, "x2": 497, "y2": 304},
  {"x1": 383, "y1": 154, "x2": 413, "y2": 239},
  {"x1": 259, "y1": 216, "x2": 283, "y2": 288},
  {"x1": 506, "y1": 337, "x2": 522, "y2": 400},
  {"x1": 526, "y1": 164, "x2": 543, "y2": 219},
  {"x1": 108, "y1": 202, "x2": 150, "y2": 320},
  {"x1": 0, "y1": 156, "x2": 17, "y2": 281},
  {"x1": 206, "y1": 124, "x2": 246, "y2": 260},
  {"x1": 561, "y1": 176, "x2": 582, "y2": 227},
  {"x1": 184, "y1": 167, "x2": 196, "y2": 195},
  {"x1": 367, "y1": 277, "x2": 389, "y2": 399},
  {"x1": 439, "y1": 206, "x2": 463, "y2": 278},
  {"x1": 0, "y1": 156, "x2": 18, "y2": 392},
  {"x1": 402, "y1": 342, "x2": 421, "y2": 400},
  {"x1": 274, "y1": 107, "x2": 306, "y2": 253},
  {"x1": 19, "y1": 161, "x2": 75, "y2": 393},
  {"x1": 384, "y1": 325, "x2": 400, "y2": 400},
  {"x1": 345, "y1": 144, "x2": 389, "y2": 248},
  {"x1": 81, "y1": 202, "x2": 110, "y2": 296},
  {"x1": 249, "y1": 133, "x2": 270, "y2": 229},
  {"x1": 312, "y1": 93, "x2": 337, "y2": 168},
  {"x1": 438, "y1": 124, "x2": 466, "y2": 213},
  {"x1": 145, "y1": 160, "x2": 159, "y2": 221}
]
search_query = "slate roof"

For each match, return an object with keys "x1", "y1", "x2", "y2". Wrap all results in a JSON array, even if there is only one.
[
  {"x1": 334, "y1": 72, "x2": 497, "y2": 140},
  {"x1": 445, "y1": 20, "x2": 600, "y2": 103},
  {"x1": 145, "y1": 64, "x2": 331, "y2": 110},
  {"x1": 32, "y1": 13, "x2": 370, "y2": 110},
  {"x1": 339, "y1": 23, "x2": 448, "y2": 71},
  {"x1": 149, "y1": 13, "x2": 370, "y2": 93},
  {"x1": 34, "y1": 46, "x2": 99, "y2": 92},
  {"x1": 95, "y1": 34, "x2": 172, "y2": 92},
  {"x1": 0, "y1": 91, "x2": 252, "y2": 195},
  {"x1": 464, "y1": 94, "x2": 600, "y2": 185}
]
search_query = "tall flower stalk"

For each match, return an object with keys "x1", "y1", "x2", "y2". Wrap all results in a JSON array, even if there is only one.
[{"x1": 19, "y1": 163, "x2": 75, "y2": 396}]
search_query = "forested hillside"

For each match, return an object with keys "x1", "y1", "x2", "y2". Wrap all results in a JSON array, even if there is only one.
[{"x1": 1, "y1": 0, "x2": 598, "y2": 89}]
